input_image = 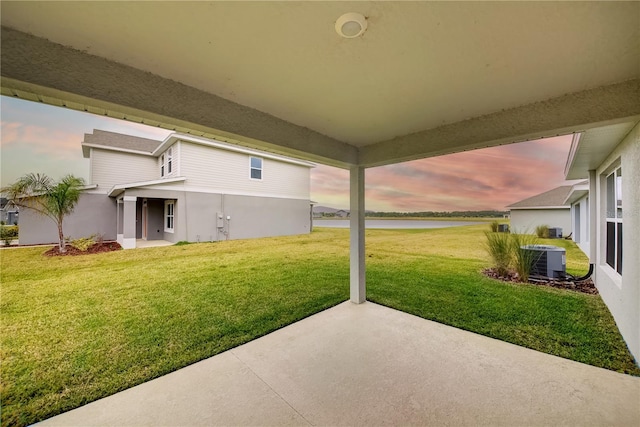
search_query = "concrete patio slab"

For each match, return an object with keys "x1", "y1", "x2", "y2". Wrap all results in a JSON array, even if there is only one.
[
  {"x1": 38, "y1": 301, "x2": 640, "y2": 426},
  {"x1": 135, "y1": 239, "x2": 173, "y2": 249}
]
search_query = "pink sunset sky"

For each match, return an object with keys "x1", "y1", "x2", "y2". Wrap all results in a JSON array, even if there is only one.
[{"x1": 1, "y1": 96, "x2": 576, "y2": 211}]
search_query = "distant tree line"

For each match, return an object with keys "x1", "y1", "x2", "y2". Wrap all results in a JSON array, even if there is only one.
[{"x1": 366, "y1": 210, "x2": 508, "y2": 218}]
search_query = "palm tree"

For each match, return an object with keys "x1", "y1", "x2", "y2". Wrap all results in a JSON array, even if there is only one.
[{"x1": 2, "y1": 173, "x2": 85, "y2": 253}]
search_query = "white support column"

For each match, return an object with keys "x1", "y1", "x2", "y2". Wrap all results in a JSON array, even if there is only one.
[
  {"x1": 350, "y1": 166, "x2": 366, "y2": 303},
  {"x1": 122, "y1": 196, "x2": 137, "y2": 249}
]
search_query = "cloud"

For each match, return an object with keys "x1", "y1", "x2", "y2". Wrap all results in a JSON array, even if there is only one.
[
  {"x1": 0, "y1": 121, "x2": 82, "y2": 158},
  {"x1": 311, "y1": 135, "x2": 574, "y2": 211}
]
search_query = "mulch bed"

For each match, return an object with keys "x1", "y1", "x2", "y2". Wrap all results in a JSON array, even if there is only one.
[
  {"x1": 483, "y1": 268, "x2": 598, "y2": 295},
  {"x1": 44, "y1": 242, "x2": 122, "y2": 257}
]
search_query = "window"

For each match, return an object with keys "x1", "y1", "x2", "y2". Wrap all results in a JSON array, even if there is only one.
[
  {"x1": 165, "y1": 200, "x2": 174, "y2": 233},
  {"x1": 250, "y1": 156, "x2": 262, "y2": 180},
  {"x1": 605, "y1": 167, "x2": 622, "y2": 274},
  {"x1": 160, "y1": 148, "x2": 173, "y2": 177}
]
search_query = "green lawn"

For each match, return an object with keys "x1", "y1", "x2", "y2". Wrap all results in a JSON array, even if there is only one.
[{"x1": 1, "y1": 225, "x2": 638, "y2": 426}]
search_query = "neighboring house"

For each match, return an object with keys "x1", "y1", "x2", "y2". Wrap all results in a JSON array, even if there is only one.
[
  {"x1": 335, "y1": 210, "x2": 350, "y2": 218},
  {"x1": 19, "y1": 130, "x2": 315, "y2": 248},
  {"x1": 564, "y1": 120, "x2": 640, "y2": 364},
  {"x1": 0, "y1": 198, "x2": 19, "y2": 225},
  {"x1": 507, "y1": 185, "x2": 574, "y2": 235}
]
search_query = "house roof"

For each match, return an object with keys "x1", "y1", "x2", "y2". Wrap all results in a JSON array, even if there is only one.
[
  {"x1": 82, "y1": 130, "x2": 162, "y2": 157},
  {"x1": 2, "y1": 3, "x2": 639, "y2": 169},
  {"x1": 108, "y1": 177, "x2": 187, "y2": 198},
  {"x1": 564, "y1": 181, "x2": 590, "y2": 205},
  {"x1": 507, "y1": 185, "x2": 575, "y2": 210},
  {"x1": 82, "y1": 129, "x2": 316, "y2": 168}
]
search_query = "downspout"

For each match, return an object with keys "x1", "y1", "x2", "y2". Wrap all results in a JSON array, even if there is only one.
[
  {"x1": 588, "y1": 170, "x2": 597, "y2": 274},
  {"x1": 184, "y1": 190, "x2": 189, "y2": 243}
]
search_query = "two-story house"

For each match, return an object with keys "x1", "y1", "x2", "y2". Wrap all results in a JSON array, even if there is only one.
[{"x1": 19, "y1": 130, "x2": 315, "y2": 248}]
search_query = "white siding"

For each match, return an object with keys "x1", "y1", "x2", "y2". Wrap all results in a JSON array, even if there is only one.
[
  {"x1": 91, "y1": 149, "x2": 157, "y2": 191},
  {"x1": 509, "y1": 208, "x2": 572, "y2": 235},
  {"x1": 179, "y1": 142, "x2": 310, "y2": 199}
]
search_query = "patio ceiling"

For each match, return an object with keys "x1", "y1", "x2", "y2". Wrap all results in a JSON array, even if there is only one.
[{"x1": 1, "y1": 1, "x2": 639, "y2": 169}]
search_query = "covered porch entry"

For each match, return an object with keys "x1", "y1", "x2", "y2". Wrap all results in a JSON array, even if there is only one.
[{"x1": 116, "y1": 195, "x2": 173, "y2": 249}]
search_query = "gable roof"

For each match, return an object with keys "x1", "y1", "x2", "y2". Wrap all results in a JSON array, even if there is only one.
[
  {"x1": 507, "y1": 185, "x2": 574, "y2": 210},
  {"x1": 82, "y1": 130, "x2": 162, "y2": 157},
  {"x1": 82, "y1": 129, "x2": 316, "y2": 168}
]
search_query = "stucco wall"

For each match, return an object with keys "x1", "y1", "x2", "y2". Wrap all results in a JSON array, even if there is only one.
[
  {"x1": 122, "y1": 189, "x2": 310, "y2": 244},
  {"x1": 223, "y1": 195, "x2": 310, "y2": 240},
  {"x1": 509, "y1": 208, "x2": 572, "y2": 235},
  {"x1": 592, "y1": 122, "x2": 639, "y2": 362},
  {"x1": 18, "y1": 193, "x2": 116, "y2": 245}
]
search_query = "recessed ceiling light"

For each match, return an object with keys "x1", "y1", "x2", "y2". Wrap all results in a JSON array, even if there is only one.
[{"x1": 335, "y1": 13, "x2": 367, "y2": 38}]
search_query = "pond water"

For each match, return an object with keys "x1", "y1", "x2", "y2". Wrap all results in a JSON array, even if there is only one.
[{"x1": 313, "y1": 219, "x2": 484, "y2": 229}]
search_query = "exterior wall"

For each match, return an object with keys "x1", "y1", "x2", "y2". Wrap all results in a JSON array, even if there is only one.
[
  {"x1": 90, "y1": 148, "x2": 157, "y2": 192},
  {"x1": 509, "y1": 208, "x2": 571, "y2": 235},
  {"x1": 222, "y1": 195, "x2": 311, "y2": 240},
  {"x1": 182, "y1": 192, "x2": 222, "y2": 243},
  {"x1": 592, "y1": 123, "x2": 639, "y2": 362},
  {"x1": 571, "y1": 195, "x2": 590, "y2": 256},
  {"x1": 179, "y1": 141, "x2": 310, "y2": 199},
  {"x1": 18, "y1": 193, "x2": 116, "y2": 245},
  {"x1": 123, "y1": 188, "x2": 310, "y2": 244}
]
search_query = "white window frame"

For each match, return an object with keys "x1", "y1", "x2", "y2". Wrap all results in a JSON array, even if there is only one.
[
  {"x1": 604, "y1": 166, "x2": 622, "y2": 275},
  {"x1": 164, "y1": 200, "x2": 175, "y2": 233},
  {"x1": 250, "y1": 156, "x2": 263, "y2": 180},
  {"x1": 160, "y1": 147, "x2": 174, "y2": 178}
]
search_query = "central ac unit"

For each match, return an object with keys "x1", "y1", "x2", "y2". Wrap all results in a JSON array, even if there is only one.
[
  {"x1": 548, "y1": 227, "x2": 563, "y2": 238},
  {"x1": 521, "y1": 245, "x2": 566, "y2": 279}
]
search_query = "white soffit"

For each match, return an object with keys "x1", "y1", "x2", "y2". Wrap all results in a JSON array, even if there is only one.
[{"x1": 565, "y1": 119, "x2": 640, "y2": 180}]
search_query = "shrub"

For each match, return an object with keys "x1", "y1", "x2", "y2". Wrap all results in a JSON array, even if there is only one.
[
  {"x1": 0, "y1": 225, "x2": 19, "y2": 246},
  {"x1": 0, "y1": 225, "x2": 19, "y2": 239},
  {"x1": 535, "y1": 224, "x2": 549, "y2": 238},
  {"x1": 511, "y1": 233, "x2": 540, "y2": 282},
  {"x1": 489, "y1": 220, "x2": 499, "y2": 232},
  {"x1": 484, "y1": 231, "x2": 512, "y2": 277},
  {"x1": 69, "y1": 235, "x2": 97, "y2": 251}
]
